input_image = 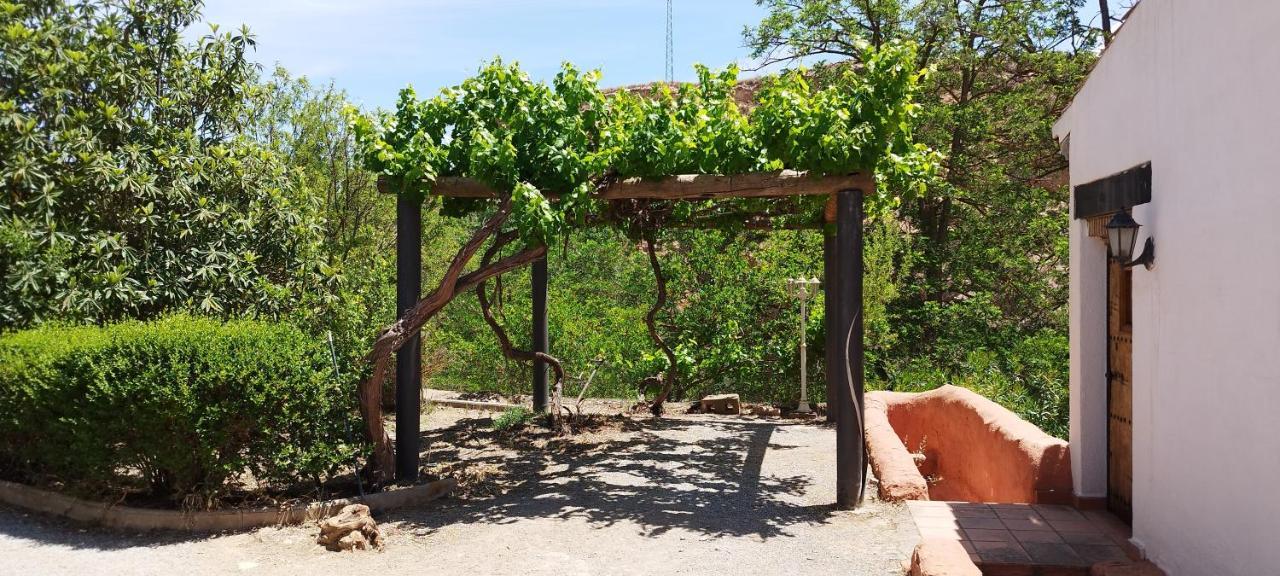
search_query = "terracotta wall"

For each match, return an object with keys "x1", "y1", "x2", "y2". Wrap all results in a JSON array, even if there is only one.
[{"x1": 865, "y1": 385, "x2": 1071, "y2": 504}]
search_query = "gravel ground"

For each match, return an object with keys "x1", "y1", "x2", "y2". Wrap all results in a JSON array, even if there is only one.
[{"x1": 0, "y1": 411, "x2": 919, "y2": 576}]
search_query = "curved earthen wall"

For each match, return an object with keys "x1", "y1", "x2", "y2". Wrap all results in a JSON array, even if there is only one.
[{"x1": 865, "y1": 385, "x2": 1071, "y2": 504}]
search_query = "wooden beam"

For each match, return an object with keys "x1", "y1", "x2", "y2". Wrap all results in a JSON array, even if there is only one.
[
  {"x1": 378, "y1": 176, "x2": 497, "y2": 198},
  {"x1": 1073, "y1": 162, "x2": 1151, "y2": 219},
  {"x1": 394, "y1": 194, "x2": 422, "y2": 483},
  {"x1": 598, "y1": 170, "x2": 873, "y2": 200},
  {"x1": 833, "y1": 187, "x2": 866, "y2": 509},
  {"x1": 531, "y1": 257, "x2": 548, "y2": 413},
  {"x1": 377, "y1": 170, "x2": 873, "y2": 201}
]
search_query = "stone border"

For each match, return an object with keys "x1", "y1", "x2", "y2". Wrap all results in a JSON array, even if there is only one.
[
  {"x1": 0, "y1": 478, "x2": 455, "y2": 532},
  {"x1": 428, "y1": 398, "x2": 523, "y2": 412},
  {"x1": 865, "y1": 385, "x2": 1072, "y2": 504},
  {"x1": 864, "y1": 394, "x2": 931, "y2": 501}
]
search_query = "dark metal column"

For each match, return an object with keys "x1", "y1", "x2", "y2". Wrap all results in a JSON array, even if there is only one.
[
  {"x1": 532, "y1": 256, "x2": 549, "y2": 412},
  {"x1": 395, "y1": 194, "x2": 422, "y2": 482},
  {"x1": 834, "y1": 188, "x2": 865, "y2": 509},
  {"x1": 823, "y1": 228, "x2": 837, "y2": 424}
]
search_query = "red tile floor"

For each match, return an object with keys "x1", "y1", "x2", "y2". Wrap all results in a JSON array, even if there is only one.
[{"x1": 907, "y1": 501, "x2": 1137, "y2": 575}]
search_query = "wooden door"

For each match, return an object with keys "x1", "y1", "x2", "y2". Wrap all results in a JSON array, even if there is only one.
[{"x1": 1107, "y1": 260, "x2": 1133, "y2": 523}]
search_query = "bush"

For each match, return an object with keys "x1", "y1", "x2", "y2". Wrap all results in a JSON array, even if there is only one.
[
  {"x1": 491, "y1": 407, "x2": 534, "y2": 432},
  {"x1": 0, "y1": 316, "x2": 362, "y2": 505}
]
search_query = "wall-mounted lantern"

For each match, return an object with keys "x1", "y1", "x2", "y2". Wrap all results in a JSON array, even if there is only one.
[{"x1": 1106, "y1": 208, "x2": 1155, "y2": 269}]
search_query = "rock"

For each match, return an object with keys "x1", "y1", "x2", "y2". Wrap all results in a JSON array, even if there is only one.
[
  {"x1": 748, "y1": 404, "x2": 781, "y2": 418},
  {"x1": 316, "y1": 504, "x2": 383, "y2": 552},
  {"x1": 700, "y1": 394, "x2": 741, "y2": 415}
]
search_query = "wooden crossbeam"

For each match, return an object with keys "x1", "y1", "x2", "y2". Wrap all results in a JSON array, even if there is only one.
[{"x1": 377, "y1": 170, "x2": 872, "y2": 201}]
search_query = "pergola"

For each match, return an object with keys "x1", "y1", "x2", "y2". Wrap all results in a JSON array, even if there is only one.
[{"x1": 384, "y1": 169, "x2": 872, "y2": 508}]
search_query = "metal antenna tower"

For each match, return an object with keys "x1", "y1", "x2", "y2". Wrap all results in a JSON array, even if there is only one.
[{"x1": 665, "y1": 0, "x2": 674, "y2": 82}]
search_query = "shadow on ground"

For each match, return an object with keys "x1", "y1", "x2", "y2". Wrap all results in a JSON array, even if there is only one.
[
  {"x1": 0, "y1": 415, "x2": 842, "y2": 553},
  {"x1": 396, "y1": 416, "x2": 837, "y2": 540}
]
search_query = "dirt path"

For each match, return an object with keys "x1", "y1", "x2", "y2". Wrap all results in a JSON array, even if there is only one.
[{"x1": 0, "y1": 412, "x2": 919, "y2": 575}]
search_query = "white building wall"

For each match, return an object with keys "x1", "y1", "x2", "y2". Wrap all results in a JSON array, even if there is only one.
[{"x1": 1053, "y1": 2, "x2": 1280, "y2": 574}]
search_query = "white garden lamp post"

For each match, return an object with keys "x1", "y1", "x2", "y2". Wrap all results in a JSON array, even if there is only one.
[{"x1": 786, "y1": 277, "x2": 821, "y2": 413}]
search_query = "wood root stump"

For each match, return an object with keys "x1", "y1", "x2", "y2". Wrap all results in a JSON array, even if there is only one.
[{"x1": 316, "y1": 504, "x2": 384, "y2": 552}]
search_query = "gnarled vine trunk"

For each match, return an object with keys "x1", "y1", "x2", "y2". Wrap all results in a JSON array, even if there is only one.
[
  {"x1": 474, "y1": 231, "x2": 569, "y2": 429},
  {"x1": 358, "y1": 199, "x2": 548, "y2": 480},
  {"x1": 643, "y1": 230, "x2": 679, "y2": 416}
]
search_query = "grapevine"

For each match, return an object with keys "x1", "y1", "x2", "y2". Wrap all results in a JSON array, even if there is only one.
[{"x1": 347, "y1": 42, "x2": 938, "y2": 476}]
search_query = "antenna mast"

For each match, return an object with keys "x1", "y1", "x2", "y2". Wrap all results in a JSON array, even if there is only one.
[{"x1": 665, "y1": 0, "x2": 674, "y2": 82}]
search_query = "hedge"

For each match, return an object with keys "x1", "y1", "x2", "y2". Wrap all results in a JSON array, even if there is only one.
[{"x1": 0, "y1": 316, "x2": 363, "y2": 504}]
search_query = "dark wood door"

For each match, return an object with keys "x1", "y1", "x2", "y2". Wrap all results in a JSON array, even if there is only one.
[{"x1": 1107, "y1": 260, "x2": 1133, "y2": 523}]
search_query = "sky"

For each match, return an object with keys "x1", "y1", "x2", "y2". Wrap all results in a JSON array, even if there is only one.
[
  {"x1": 195, "y1": 0, "x2": 775, "y2": 110},
  {"x1": 194, "y1": 1, "x2": 1113, "y2": 111}
]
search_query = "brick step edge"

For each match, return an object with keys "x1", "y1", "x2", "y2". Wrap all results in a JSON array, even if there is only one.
[
  {"x1": 0, "y1": 477, "x2": 455, "y2": 532},
  {"x1": 911, "y1": 539, "x2": 983, "y2": 576}
]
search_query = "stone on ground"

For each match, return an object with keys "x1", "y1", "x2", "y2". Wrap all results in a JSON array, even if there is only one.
[
  {"x1": 316, "y1": 504, "x2": 383, "y2": 552},
  {"x1": 701, "y1": 393, "x2": 741, "y2": 415}
]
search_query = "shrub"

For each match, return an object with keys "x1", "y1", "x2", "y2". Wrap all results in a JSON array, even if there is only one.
[
  {"x1": 491, "y1": 407, "x2": 534, "y2": 432},
  {"x1": 0, "y1": 316, "x2": 362, "y2": 505}
]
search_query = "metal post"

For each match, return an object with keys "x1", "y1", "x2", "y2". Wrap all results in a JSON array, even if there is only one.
[
  {"x1": 532, "y1": 256, "x2": 549, "y2": 413},
  {"x1": 395, "y1": 193, "x2": 422, "y2": 482},
  {"x1": 824, "y1": 231, "x2": 837, "y2": 423},
  {"x1": 788, "y1": 277, "x2": 819, "y2": 413},
  {"x1": 834, "y1": 188, "x2": 865, "y2": 508}
]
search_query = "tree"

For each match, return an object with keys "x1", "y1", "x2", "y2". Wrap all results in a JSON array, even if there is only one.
[
  {"x1": 0, "y1": 0, "x2": 333, "y2": 328},
  {"x1": 745, "y1": 1, "x2": 1095, "y2": 434}
]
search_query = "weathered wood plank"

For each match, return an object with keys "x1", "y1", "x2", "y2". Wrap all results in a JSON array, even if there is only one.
[
  {"x1": 599, "y1": 170, "x2": 872, "y2": 200},
  {"x1": 378, "y1": 176, "x2": 496, "y2": 198},
  {"x1": 377, "y1": 170, "x2": 873, "y2": 201}
]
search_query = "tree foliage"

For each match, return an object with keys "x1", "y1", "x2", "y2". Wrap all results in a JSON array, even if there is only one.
[
  {"x1": 0, "y1": 0, "x2": 334, "y2": 328},
  {"x1": 743, "y1": 0, "x2": 1096, "y2": 436}
]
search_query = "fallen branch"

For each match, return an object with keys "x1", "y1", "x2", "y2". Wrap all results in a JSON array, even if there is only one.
[{"x1": 574, "y1": 358, "x2": 605, "y2": 416}]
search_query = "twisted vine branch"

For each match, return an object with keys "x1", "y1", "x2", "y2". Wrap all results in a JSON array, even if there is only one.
[
  {"x1": 474, "y1": 231, "x2": 568, "y2": 425},
  {"x1": 643, "y1": 226, "x2": 679, "y2": 417},
  {"x1": 358, "y1": 198, "x2": 548, "y2": 480}
]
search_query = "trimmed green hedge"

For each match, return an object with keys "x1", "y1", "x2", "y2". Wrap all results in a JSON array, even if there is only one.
[{"x1": 0, "y1": 316, "x2": 362, "y2": 503}]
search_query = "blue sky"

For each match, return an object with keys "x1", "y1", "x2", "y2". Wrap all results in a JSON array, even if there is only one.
[
  {"x1": 196, "y1": 1, "x2": 1111, "y2": 111},
  {"x1": 196, "y1": 0, "x2": 774, "y2": 110}
]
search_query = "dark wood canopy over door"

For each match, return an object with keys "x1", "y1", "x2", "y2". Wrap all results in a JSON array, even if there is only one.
[{"x1": 1107, "y1": 260, "x2": 1133, "y2": 523}]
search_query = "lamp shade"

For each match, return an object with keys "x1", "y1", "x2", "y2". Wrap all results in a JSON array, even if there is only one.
[{"x1": 1106, "y1": 209, "x2": 1141, "y2": 262}]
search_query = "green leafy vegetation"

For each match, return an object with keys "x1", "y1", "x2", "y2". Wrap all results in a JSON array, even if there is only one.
[
  {"x1": 0, "y1": 0, "x2": 336, "y2": 327},
  {"x1": 737, "y1": 0, "x2": 1094, "y2": 437},
  {"x1": 349, "y1": 44, "x2": 932, "y2": 238},
  {"x1": 0, "y1": 0, "x2": 1091, "y2": 461},
  {"x1": 491, "y1": 407, "x2": 535, "y2": 433},
  {"x1": 0, "y1": 316, "x2": 359, "y2": 504}
]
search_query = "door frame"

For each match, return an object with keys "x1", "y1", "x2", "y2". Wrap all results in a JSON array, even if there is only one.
[{"x1": 1105, "y1": 259, "x2": 1134, "y2": 523}]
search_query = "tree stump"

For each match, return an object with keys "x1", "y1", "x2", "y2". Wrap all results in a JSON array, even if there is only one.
[{"x1": 316, "y1": 504, "x2": 384, "y2": 552}]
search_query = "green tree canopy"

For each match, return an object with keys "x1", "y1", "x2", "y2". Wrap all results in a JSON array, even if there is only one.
[{"x1": 0, "y1": 0, "x2": 333, "y2": 328}]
